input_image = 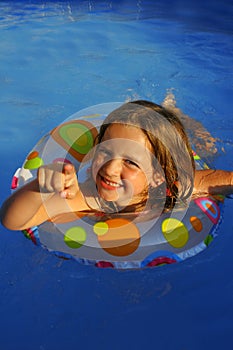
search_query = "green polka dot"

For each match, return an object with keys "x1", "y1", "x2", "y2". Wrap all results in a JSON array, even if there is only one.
[
  {"x1": 204, "y1": 234, "x2": 213, "y2": 246},
  {"x1": 59, "y1": 123, "x2": 94, "y2": 155},
  {"x1": 93, "y1": 222, "x2": 109, "y2": 236},
  {"x1": 162, "y1": 218, "x2": 189, "y2": 248},
  {"x1": 193, "y1": 154, "x2": 200, "y2": 160},
  {"x1": 24, "y1": 157, "x2": 43, "y2": 170},
  {"x1": 64, "y1": 226, "x2": 87, "y2": 249}
]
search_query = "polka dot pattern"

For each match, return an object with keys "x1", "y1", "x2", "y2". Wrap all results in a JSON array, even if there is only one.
[
  {"x1": 64, "y1": 226, "x2": 87, "y2": 249},
  {"x1": 24, "y1": 150, "x2": 43, "y2": 170},
  {"x1": 51, "y1": 120, "x2": 98, "y2": 162},
  {"x1": 162, "y1": 218, "x2": 189, "y2": 248},
  {"x1": 96, "y1": 218, "x2": 140, "y2": 257},
  {"x1": 53, "y1": 158, "x2": 72, "y2": 164},
  {"x1": 190, "y1": 216, "x2": 203, "y2": 232},
  {"x1": 93, "y1": 222, "x2": 109, "y2": 236},
  {"x1": 195, "y1": 197, "x2": 220, "y2": 224},
  {"x1": 14, "y1": 108, "x2": 223, "y2": 269}
]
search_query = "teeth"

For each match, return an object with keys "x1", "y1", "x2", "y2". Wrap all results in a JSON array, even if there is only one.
[{"x1": 103, "y1": 177, "x2": 121, "y2": 187}]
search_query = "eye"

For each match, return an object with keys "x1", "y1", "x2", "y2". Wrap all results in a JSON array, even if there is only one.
[{"x1": 124, "y1": 159, "x2": 139, "y2": 168}]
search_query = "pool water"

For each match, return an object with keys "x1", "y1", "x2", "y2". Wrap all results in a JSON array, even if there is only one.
[{"x1": 0, "y1": 1, "x2": 233, "y2": 349}]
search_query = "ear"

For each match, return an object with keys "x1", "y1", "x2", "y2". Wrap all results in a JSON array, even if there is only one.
[{"x1": 150, "y1": 171, "x2": 165, "y2": 188}]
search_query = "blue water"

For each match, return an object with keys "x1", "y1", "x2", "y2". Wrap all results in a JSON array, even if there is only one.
[{"x1": 1, "y1": 1, "x2": 233, "y2": 349}]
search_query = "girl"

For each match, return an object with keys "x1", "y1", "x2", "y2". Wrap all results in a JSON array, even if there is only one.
[{"x1": 1, "y1": 100, "x2": 233, "y2": 230}]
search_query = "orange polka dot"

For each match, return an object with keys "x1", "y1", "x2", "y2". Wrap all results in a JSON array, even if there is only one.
[
  {"x1": 190, "y1": 216, "x2": 203, "y2": 232},
  {"x1": 27, "y1": 151, "x2": 39, "y2": 160},
  {"x1": 97, "y1": 218, "x2": 140, "y2": 257},
  {"x1": 206, "y1": 202, "x2": 217, "y2": 215}
]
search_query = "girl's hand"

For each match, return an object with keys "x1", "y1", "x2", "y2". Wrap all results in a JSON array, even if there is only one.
[{"x1": 37, "y1": 163, "x2": 79, "y2": 199}]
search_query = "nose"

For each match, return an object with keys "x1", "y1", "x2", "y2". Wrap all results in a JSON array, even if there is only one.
[{"x1": 103, "y1": 158, "x2": 122, "y2": 178}]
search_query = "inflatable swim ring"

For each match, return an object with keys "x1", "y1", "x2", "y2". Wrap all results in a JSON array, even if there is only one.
[{"x1": 11, "y1": 102, "x2": 224, "y2": 269}]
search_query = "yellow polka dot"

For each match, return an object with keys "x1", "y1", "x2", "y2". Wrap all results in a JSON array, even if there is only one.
[
  {"x1": 162, "y1": 218, "x2": 189, "y2": 248},
  {"x1": 93, "y1": 222, "x2": 109, "y2": 236},
  {"x1": 190, "y1": 216, "x2": 203, "y2": 232}
]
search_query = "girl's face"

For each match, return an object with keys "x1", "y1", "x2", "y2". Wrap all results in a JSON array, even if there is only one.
[{"x1": 92, "y1": 123, "x2": 160, "y2": 207}]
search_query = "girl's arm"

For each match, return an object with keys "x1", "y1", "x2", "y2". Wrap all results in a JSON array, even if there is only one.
[
  {"x1": 0, "y1": 163, "x2": 84, "y2": 230},
  {"x1": 194, "y1": 169, "x2": 233, "y2": 196},
  {"x1": 1, "y1": 179, "x2": 54, "y2": 230}
]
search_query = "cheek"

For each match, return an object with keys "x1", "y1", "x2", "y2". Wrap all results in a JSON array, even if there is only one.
[
  {"x1": 126, "y1": 170, "x2": 148, "y2": 194},
  {"x1": 91, "y1": 155, "x2": 104, "y2": 177}
]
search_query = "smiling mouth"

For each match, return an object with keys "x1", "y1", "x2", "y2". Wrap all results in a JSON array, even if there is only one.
[{"x1": 99, "y1": 175, "x2": 123, "y2": 190}]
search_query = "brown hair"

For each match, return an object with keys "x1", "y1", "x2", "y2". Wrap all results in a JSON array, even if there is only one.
[{"x1": 96, "y1": 100, "x2": 195, "y2": 211}]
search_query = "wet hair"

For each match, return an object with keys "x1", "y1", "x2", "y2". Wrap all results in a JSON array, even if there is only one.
[{"x1": 95, "y1": 100, "x2": 195, "y2": 211}]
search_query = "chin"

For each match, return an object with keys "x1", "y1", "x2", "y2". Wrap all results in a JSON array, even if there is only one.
[{"x1": 97, "y1": 189, "x2": 118, "y2": 202}]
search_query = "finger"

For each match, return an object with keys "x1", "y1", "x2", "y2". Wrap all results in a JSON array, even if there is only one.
[
  {"x1": 63, "y1": 163, "x2": 75, "y2": 175},
  {"x1": 62, "y1": 184, "x2": 79, "y2": 199},
  {"x1": 52, "y1": 171, "x2": 65, "y2": 192},
  {"x1": 38, "y1": 164, "x2": 65, "y2": 193},
  {"x1": 63, "y1": 163, "x2": 77, "y2": 188},
  {"x1": 44, "y1": 170, "x2": 56, "y2": 192},
  {"x1": 60, "y1": 175, "x2": 79, "y2": 199},
  {"x1": 38, "y1": 166, "x2": 54, "y2": 191},
  {"x1": 63, "y1": 178, "x2": 74, "y2": 189},
  {"x1": 37, "y1": 167, "x2": 45, "y2": 188}
]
